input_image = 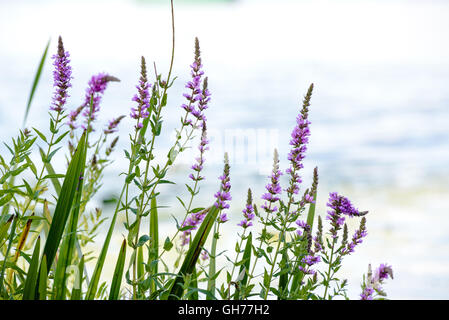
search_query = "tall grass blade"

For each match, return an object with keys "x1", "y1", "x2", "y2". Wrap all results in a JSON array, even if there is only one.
[
  {"x1": 23, "y1": 39, "x2": 50, "y2": 127},
  {"x1": 38, "y1": 255, "x2": 47, "y2": 300},
  {"x1": 206, "y1": 223, "x2": 218, "y2": 300},
  {"x1": 168, "y1": 205, "x2": 218, "y2": 300},
  {"x1": 37, "y1": 131, "x2": 87, "y2": 296},
  {"x1": 109, "y1": 239, "x2": 126, "y2": 300},
  {"x1": 22, "y1": 236, "x2": 40, "y2": 300},
  {"x1": 53, "y1": 174, "x2": 85, "y2": 299}
]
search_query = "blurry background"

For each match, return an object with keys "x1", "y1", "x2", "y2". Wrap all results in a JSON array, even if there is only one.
[{"x1": 1, "y1": 0, "x2": 448, "y2": 299}]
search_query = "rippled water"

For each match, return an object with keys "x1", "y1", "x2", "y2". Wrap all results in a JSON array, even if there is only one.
[{"x1": 1, "y1": 0, "x2": 448, "y2": 299}]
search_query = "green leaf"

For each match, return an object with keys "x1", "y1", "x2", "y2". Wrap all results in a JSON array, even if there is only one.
[
  {"x1": 234, "y1": 232, "x2": 252, "y2": 299},
  {"x1": 163, "y1": 236, "x2": 173, "y2": 252},
  {"x1": 22, "y1": 236, "x2": 41, "y2": 300},
  {"x1": 109, "y1": 239, "x2": 126, "y2": 300},
  {"x1": 136, "y1": 235, "x2": 150, "y2": 247},
  {"x1": 71, "y1": 255, "x2": 85, "y2": 300},
  {"x1": 38, "y1": 255, "x2": 47, "y2": 300},
  {"x1": 0, "y1": 214, "x2": 17, "y2": 297},
  {"x1": 32, "y1": 128, "x2": 48, "y2": 144},
  {"x1": 36, "y1": 131, "x2": 87, "y2": 297},
  {"x1": 148, "y1": 195, "x2": 158, "y2": 295},
  {"x1": 53, "y1": 167, "x2": 85, "y2": 300},
  {"x1": 207, "y1": 225, "x2": 218, "y2": 300},
  {"x1": 23, "y1": 39, "x2": 50, "y2": 126}
]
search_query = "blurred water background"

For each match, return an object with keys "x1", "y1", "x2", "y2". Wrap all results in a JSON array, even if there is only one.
[{"x1": 1, "y1": 0, "x2": 448, "y2": 299}]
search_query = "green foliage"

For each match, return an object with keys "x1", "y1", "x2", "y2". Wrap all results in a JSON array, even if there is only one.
[{"x1": 0, "y1": 2, "x2": 390, "y2": 301}]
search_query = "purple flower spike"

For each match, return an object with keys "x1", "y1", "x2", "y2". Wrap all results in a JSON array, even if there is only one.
[
  {"x1": 360, "y1": 287, "x2": 374, "y2": 300},
  {"x1": 238, "y1": 189, "x2": 255, "y2": 229},
  {"x1": 326, "y1": 192, "x2": 364, "y2": 238},
  {"x1": 342, "y1": 217, "x2": 367, "y2": 255},
  {"x1": 180, "y1": 38, "x2": 210, "y2": 126},
  {"x1": 261, "y1": 149, "x2": 283, "y2": 214},
  {"x1": 50, "y1": 36, "x2": 72, "y2": 113},
  {"x1": 285, "y1": 84, "x2": 313, "y2": 201},
  {"x1": 104, "y1": 115, "x2": 125, "y2": 135},
  {"x1": 81, "y1": 72, "x2": 120, "y2": 131},
  {"x1": 219, "y1": 213, "x2": 229, "y2": 223},
  {"x1": 360, "y1": 263, "x2": 393, "y2": 300},
  {"x1": 189, "y1": 123, "x2": 209, "y2": 182},
  {"x1": 374, "y1": 264, "x2": 394, "y2": 282},
  {"x1": 180, "y1": 208, "x2": 208, "y2": 246},
  {"x1": 67, "y1": 105, "x2": 83, "y2": 130},
  {"x1": 301, "y1": 255, "x2": 321, "y2": 266},
  {"x1": 130, "y1": 56, "x2": 152, "y2": 129},
  {"x1": 214, "y1": 153, "x2": 231, "y2": 214}
]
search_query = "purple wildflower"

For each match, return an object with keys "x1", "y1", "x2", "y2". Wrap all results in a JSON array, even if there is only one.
[
  {"x1": 360, "y1": 287, "x2": 374, "y2": 300},
  {"x1": 295, "y1": 219, "x2": 310, "y2": 237},
  {"x1": 214, "y1": 153, "x2": 231, "y2": 212},
  {"x1": 180, "y1": 38, "x2": 209, "y2": 126},
  {"x1": 302, "y1": 255, "x2": 321, "y2": 266},
  {"x1": 361, "y1": 263, "x2": 393, "y2": 299},
  {"x1": 130, "y1": 56, "x2": 151, "y2": 129},
  {"x1": 326, "y1": 192, "x2": 363, "y2": 238},
  {"x1": 238, "y1": 189, "x2": 255, "y2": 229},
  {"x1": 261, "y1": 149, "x2": 282, "y2": 214},
  {"x1": 201, "y1": 250, "x2": 209, "y2": 261},
  {"x1": 50, "y1": 36, "x2": 72, "y2": 113},
  {"x1": 374, "y1": 263, "x2": 394, "y2": 283},
  {"x1": 189, "y1": 123, "x2": 209, "y2": 182},
  {"x1": 298, "y1": 265, "x2": 316, "y2": 275},
  {"x1": 81, "y1": 73, "x2": 120, "y2": 131},
  {"x1": 67, "y1": 105, "x2": 83, "y2": 130},
  {"x1": 342, "y1": 217, "x2": 367, "y2": 255},
  {"x1": 313, "y1": 216, "x2": 324, "y2": 253},
  {"x1": 104, "y1": 115, "x2": 125, "y2": 135},
  {"x1": 180, "y1": 208, "x2": 208, "y2": 246},
  {"x1": 285, "y1": 84, "x2": 313, "y2": 201},
  {"x1": 219, "y1": 213, "x2": 229, "y2": 223}
]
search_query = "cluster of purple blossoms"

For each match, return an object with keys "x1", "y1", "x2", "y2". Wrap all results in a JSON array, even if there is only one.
[
  {"x1": 67, "y1": 106, "x2": 83, "y2": 130},
  {"x1": 214, "y1": 153, "x2": 231, "y2": 223},
  {"x1": 374, "y1": 263, "x2": 394, "y2": 283},
  {"x1": 360, "y1": 263, "x2": 393, "y2": 300},
  {"x1": 238, "y1": 189, "x2": 255, "y2": 228},
  {"x1": 342, "y1": 217, "x2": 367, "y2": 255},
  {"x1": 299, "y1": 254, "x2": 321, "y2": 275},
  {"x1": 180, "y1": 38, "x2": 210, "y2": 126},
  {"x1": 360, "y1": 287, "x2": 375, "y2": 300},
  {"x1": 50, "y1": 36, "x2": 72, "y2": 113},
  {"x1": 261, "y1": 149, "x2": 282, "y2": 214},
  {"x1": 180, "y1": 209, "x2": 208, "y2": 246},
  {"x1": 295, "y1": 219, "x2": 311, "y2": 237},
  {"x1": 104, "y1": 115, "x2": 125, "y2": 135},
  {"x1": 189, "y1": 123, "x2": 209, "y2": 182},
  {"x1": 285, "y1": 84, "x2": 313, "y2": 200},
  {"x1": 201, "y1": 250, "x2": 209, "y2": 261},
  {"x1": 326, "y1": 192, "x2": 362, "y2": 238},
  {"x1": 285, "y1": 114, "x2": 311, "y2": 195},
  {"x1": 81, "y1": 73, "x2": 119, "y2": 130},
  {"x1": 130, "y1": 57, "x2": 151, "y2": 129}
]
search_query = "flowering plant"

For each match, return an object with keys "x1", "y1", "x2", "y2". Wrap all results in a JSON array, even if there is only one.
[{"x1": 0, "y1": 1, "x2": 392, "y2": 301}]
